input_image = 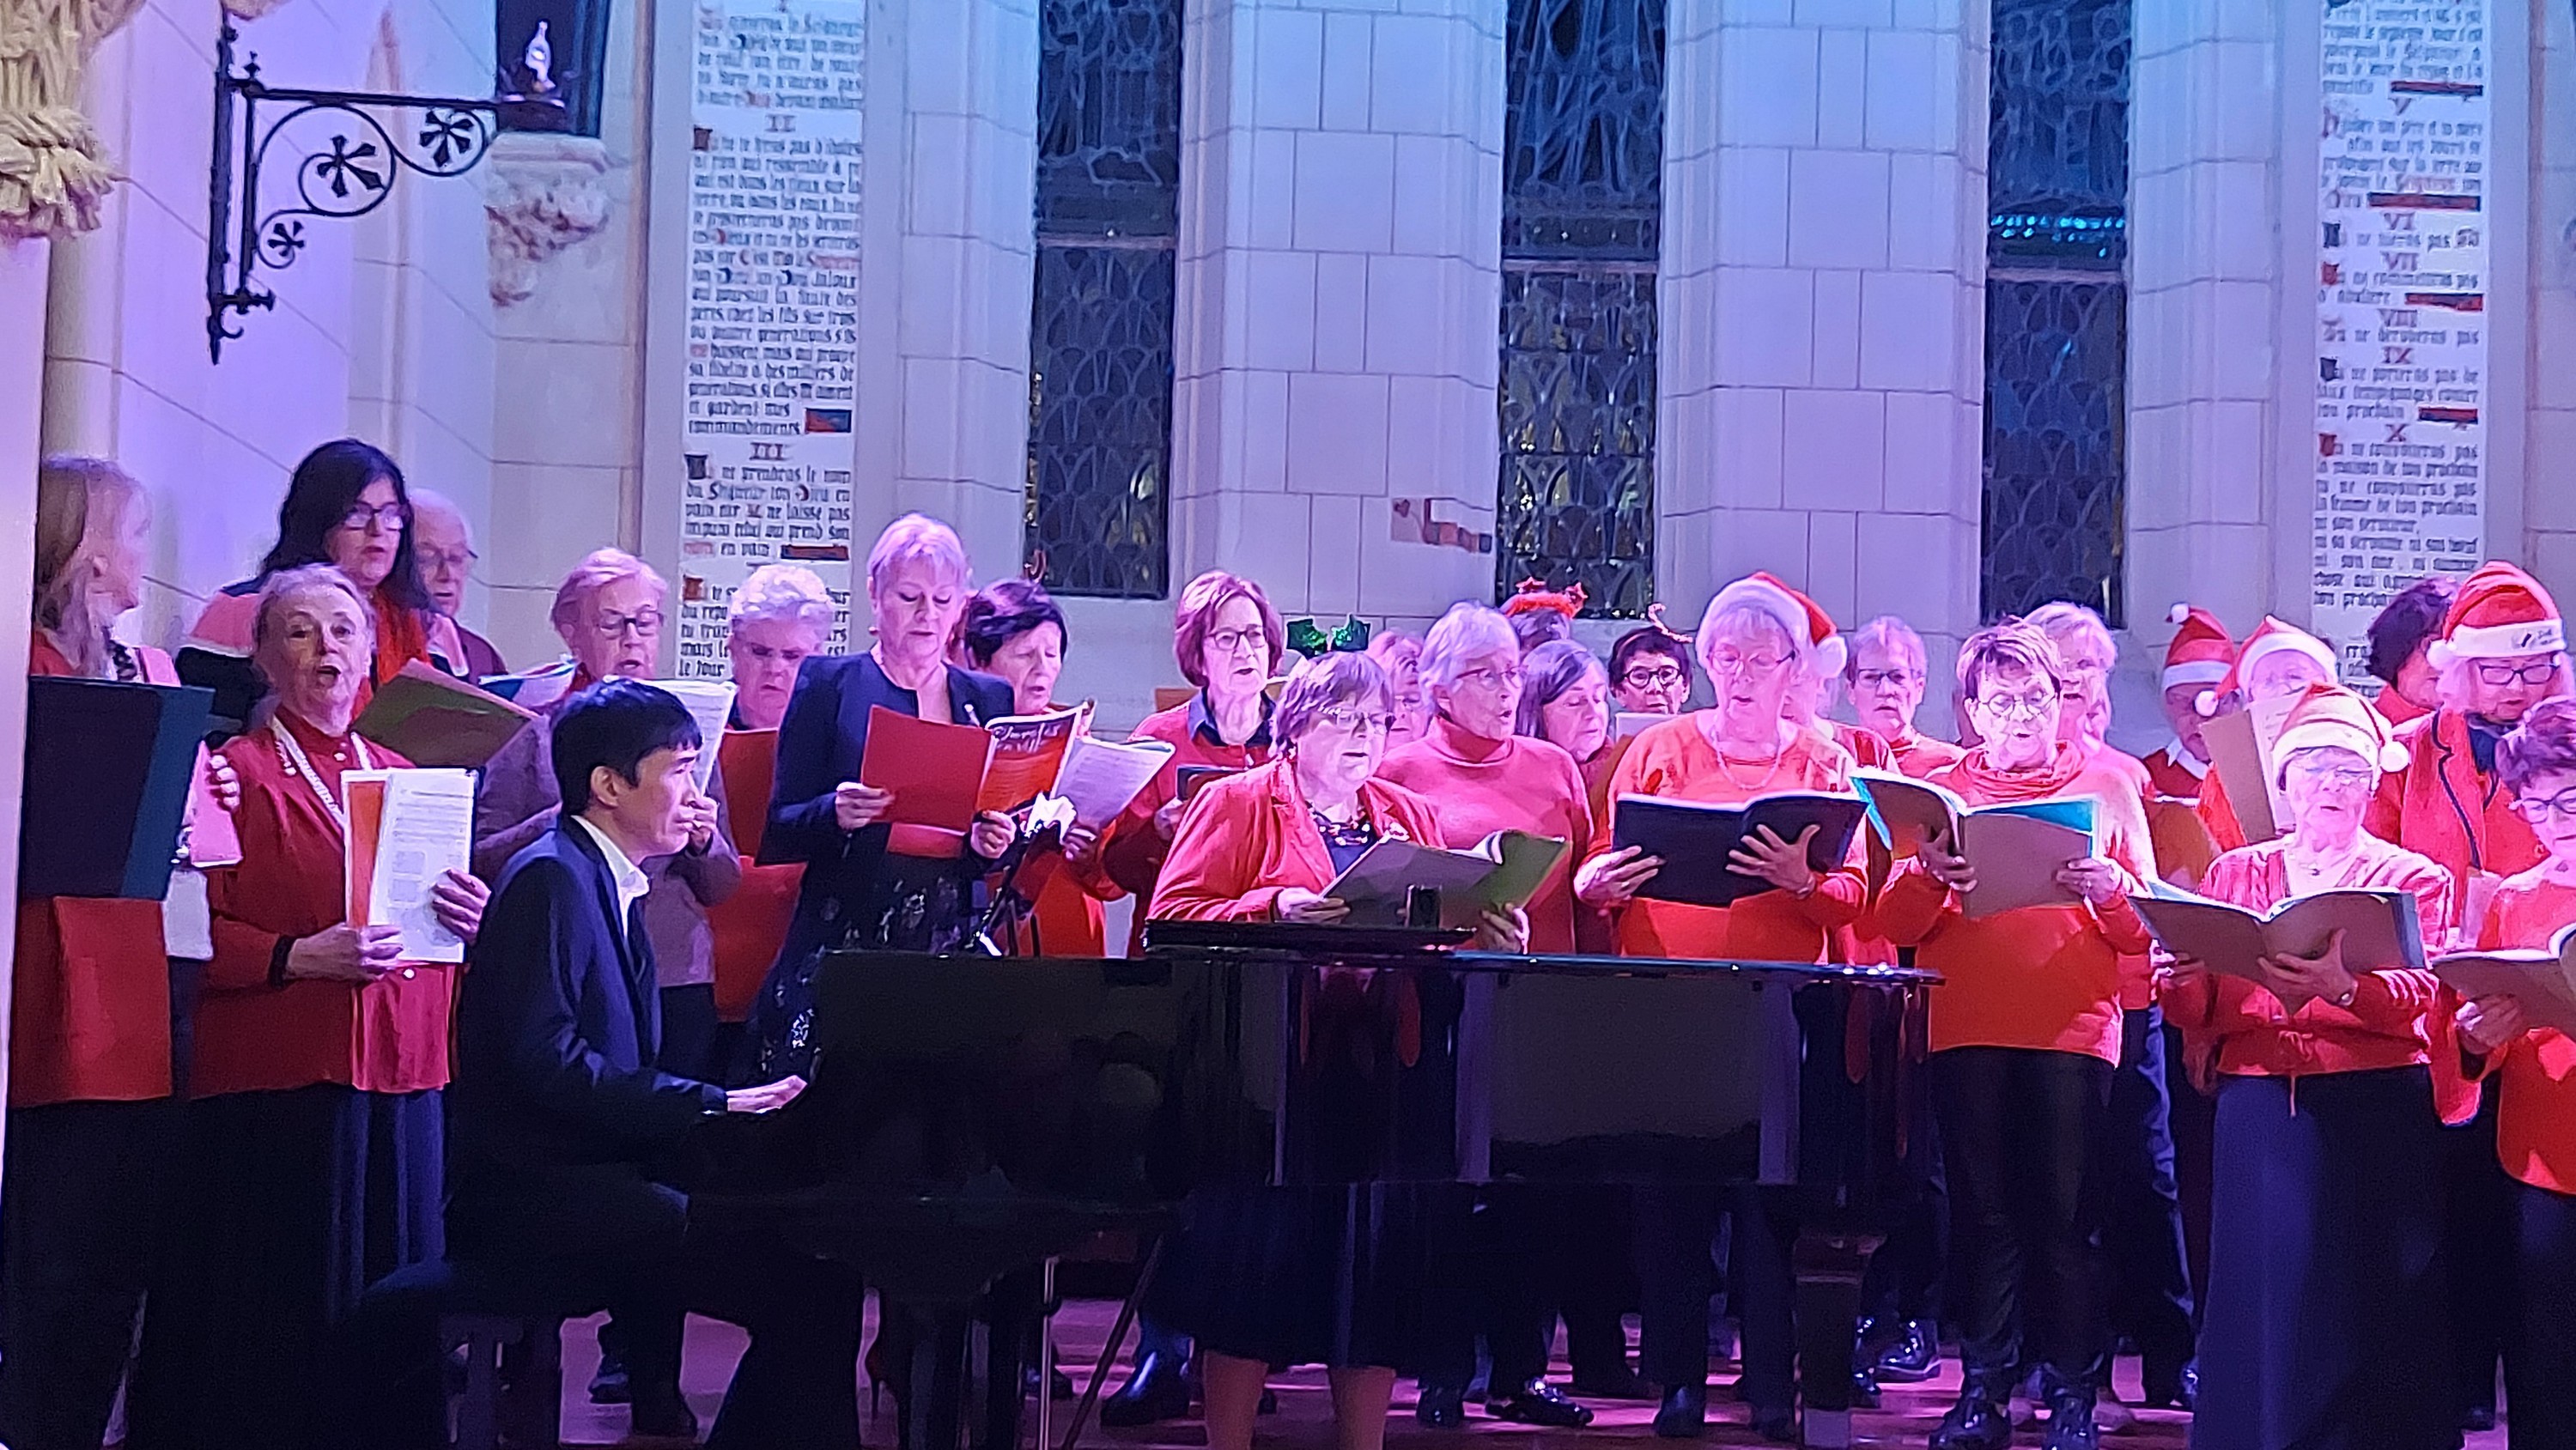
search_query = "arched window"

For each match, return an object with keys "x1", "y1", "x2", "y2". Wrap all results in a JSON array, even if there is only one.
[
  {"x1": 1983, "y1": 0, "x2": 2131, "y2": 625},
  {"x1": 497, "y1": 0, "x2": 612, "y2": 137}
]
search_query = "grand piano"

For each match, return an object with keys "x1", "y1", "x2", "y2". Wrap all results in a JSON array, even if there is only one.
[{"x1": 700, "y1": 922, "x2": 1935, "y2": 1450}]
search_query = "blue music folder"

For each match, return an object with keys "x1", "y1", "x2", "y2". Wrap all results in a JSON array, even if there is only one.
[{"x1": 20, "y1": 676, "x2": 215, "y2": 900}]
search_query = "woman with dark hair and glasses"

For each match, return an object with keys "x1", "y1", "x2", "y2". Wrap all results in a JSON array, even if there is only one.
[
  {"x1": 179, "y1": 439, "x2": 466, "y2": 736},
  {"x1": 959, "y1": 578, "x2": 1124, "y2": 956},
  {"x1": 2365, "y1": 576, "x2": 2460, "y2": 729}
]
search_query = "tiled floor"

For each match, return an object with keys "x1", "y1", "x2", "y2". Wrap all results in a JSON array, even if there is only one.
[{"x1": 555, "y1": 1300, "x2": 2513, "y2": 1449}]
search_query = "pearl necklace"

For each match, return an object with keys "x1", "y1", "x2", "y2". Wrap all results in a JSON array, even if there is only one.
[{"x1": 271, "y1": 716, "x2": 374, "y2": 836}]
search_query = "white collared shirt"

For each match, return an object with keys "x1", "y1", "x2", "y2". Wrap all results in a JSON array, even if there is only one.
[
  {"x1": 2161, "y1": 734, "x2": 2211, "y2": 781},
  {"x1": 572, "y1": 815, "x2": 653, "y2": 936}
]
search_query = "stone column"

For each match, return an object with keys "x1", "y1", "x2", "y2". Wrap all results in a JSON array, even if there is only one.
[
  {"x1": 2123, "y1": 0, "x2": 2284, "y2": 634},
  {"x1": 0, "y1": 235, "x2": 46, "y2": 1105},
  {"x1": 1658, "y1": 0, "x2": 1989, "y2": 676},
  {"x1": 1169, "y1": 0, "x2": 1505, "y2": 629}
]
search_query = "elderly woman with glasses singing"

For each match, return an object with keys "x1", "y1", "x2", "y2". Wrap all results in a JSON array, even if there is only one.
[{"x1": 2156, "y1": 683, "x2": 2460, "y2": 1450}]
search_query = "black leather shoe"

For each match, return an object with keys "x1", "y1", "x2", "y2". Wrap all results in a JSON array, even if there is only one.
[
  {"x1": 1259, "y1": 1387, "x2": 1279, "y2": 1416},
  {"x1": 1929, "y1": 1377, "x2": 2014, "y2": 1450},
  {"x1": 1851, "y1": 1366, "x2": 1881, "y2": 1409},
  {"x1": 629, "y1": 1391, "x2": 701, "y2": 1443},
  {"x1": 588, "y1": 1347, "x2": 631, "y2": 1404},
  {"x1": 1416, "y1": 1384, "x2": 1467, "y2": 1429},
  {"x1": 1875, "y1": 1319, "x2": 1941, "y2": 1382},
  {"x1": 1750, "y1": 1405, "x2": 1799, "y2": 1443},
  {"x1": 2464, "y1": 1406, "x2": 2499, "y2": 1434},
  {"x1": 1492, "y1": 1380, "x2": 1594, "y2": 1428},
  {"x1": 1569, "y1": 1365, "x2": 1656, "y2": 1400},
  {"x1": 2042, "y1": 1380, "x2": 2099, "y2": 1450},
  {"x1": 1652, "y1": 1384, "x2": 1707, "y2": 1439},
  {"x1": 1100, "y1": 1352, "x2": 1190, "y2": 1428},
  {"x1": 2141, "y1": 1360, "x2": 2196, "y2": 1411}
]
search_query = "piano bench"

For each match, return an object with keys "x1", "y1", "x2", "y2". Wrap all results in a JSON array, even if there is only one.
[{"x1": 440, "y1": 1310, "x2": 565, "y2": 1450}]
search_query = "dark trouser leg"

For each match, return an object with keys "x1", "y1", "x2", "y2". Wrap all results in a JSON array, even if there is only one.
[
  {"x1": 2010, "y1": 1050, "x2": 2111, "y2": 1392},
  {"x1": 611, "y1": 984, "x2": 727, "y2": 1400},
  {"x1": 0, "y1": 1101, "x2": 167, "y2": 1450},
  {"x1": 1634, "y1": 1186, "x2": 1720, "y2": 1388},
  {"x1": 2445, "y1": 1092, "x2": 2512, "y2": 1420},
  {"x1": 2099, "y1": 1007, "x2": 2196, "y2": 1383},
  {"x1": 1482, "y1": 1187, "x2": 1555, "y2": 1389},
  {"x1": 1558, "y1": 1188, "x2": 1637, "y2": 1378},
  {"x1": 1728, "y1": 1185, "x2": 1799, "y2": 1412},
  {"x1": 1931, "y1": 1049, "x2": 2023, "y2": 1380},
  {"x1": 2511, "y1": 1180, "x2": 2576, "y2": 1450},
  {"x1": 679, "y1": 1227, "x2": 865, "y2": 1450},
  {"x1": 1414, "y1": 1186, "x2": 1485, "y2": 1390},
  {"x1": 1861, "y1": 1113, "x2": 1947, "y2": 1331},
  {"x1": 2161, "y1": 1019, "x2": 2215, "y2": 1320}
]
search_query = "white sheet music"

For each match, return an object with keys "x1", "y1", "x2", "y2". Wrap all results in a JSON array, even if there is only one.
[
  {"x1": 648, "y1": 679, "x2": 738, "y2": 792},
  {"x1": 370, "y1": 769, "x2": 475, "y2": 964}
]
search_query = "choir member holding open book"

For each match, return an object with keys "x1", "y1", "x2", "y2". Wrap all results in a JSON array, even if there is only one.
[
  {"x1": 2192, "y1": 617, "x2": 2341, "y2": 857},
  {"x1": 2449, "y1": 700, "x2": 2576, "y2": 1447},
  {"x1": 2154, "y1": 683, "x2": 2460, "y2": 1450},
  {"x1": 1870, "y1": 621, "x2": 2157, "y2": 1450},
  {"x1": 135, "y1": 566, "x2": 487, "y2": 1450}
]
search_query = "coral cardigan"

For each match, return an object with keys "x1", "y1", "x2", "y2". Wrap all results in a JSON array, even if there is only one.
[
  {"x1": 1149, "y1": 761, "x2": 1444, "y2": 923},
  {"x1": 2472, "y1": 867, "x2": 2576, "y2": 1194},
  {"x1": 10, "y1": 635, "x2": 178, "y2": 1106},
  {"x1": 1097, "y1": 697, "x2": 1279, "y2": 949},
  {"x1": 2368, "y1": 708, "x2": 2544, "y2": 897},
  {"x1": 1874, "y1": 749, "x2": 2160, "y2": 1064},
  {"x1": 2161, "y1": 834, "x2": 2456, "y2": 1084}
]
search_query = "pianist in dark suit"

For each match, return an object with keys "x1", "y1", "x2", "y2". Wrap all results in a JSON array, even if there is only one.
[
  {"x1": 448, "y1": 680, "x2": 861, "y2": 1449},
  {"x1": 1151, "y1": 650, "x2": 1526, "y2": 1450},
  {"x1": 753, "y1": 513, "x2": 1017, "y2": 1078}
]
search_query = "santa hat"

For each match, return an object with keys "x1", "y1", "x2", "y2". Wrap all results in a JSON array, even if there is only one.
[
  {"x1": 2269, "y1": 682, "x2": 2410, "y2": 775},
  {"x1": 1706, "y1": 572, "x2": 1846, "y2": 676},
  {"x1": 2196, "y1": 616, "x2": 2338, "y2": 716},
  {"x1": 2161, "y1": 604, "x2": 2237, "y2": 691},
  {"x1": 2426, "y1": 562, "x2": 2566, "y2": 670}
]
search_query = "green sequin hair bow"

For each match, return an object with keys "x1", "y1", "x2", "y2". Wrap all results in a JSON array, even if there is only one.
[{"x1": 1285, "y1": 616, "x2": 1372, "y2": 655}]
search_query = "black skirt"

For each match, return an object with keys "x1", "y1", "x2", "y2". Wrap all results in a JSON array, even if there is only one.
[
  {"x1": 2192, "y1": 1067, "x2": 2451, "y2": 1450},
  {"x1": 129, "y1": 1084, "x2": 444, "y2": 1450},
  {"x1": 756, "y1": 853, "x2": 978, "y2": 1077},
  {"x1": 1151, "y1": 1183, "x2": 1431, "y2": 1371}
]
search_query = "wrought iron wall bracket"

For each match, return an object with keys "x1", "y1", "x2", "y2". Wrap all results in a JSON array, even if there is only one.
[{"x1": 205, "y1": 21, "x2": 501, "y2": 362}]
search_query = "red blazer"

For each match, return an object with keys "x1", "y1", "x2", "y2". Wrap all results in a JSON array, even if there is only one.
[
  {"x1": 2161, "y1": 834, "x2": 2457, "y2": 1087},
  {"x1": 11, "y1": 635, "x2": 177, "y2": 1106},
  {"x1": 197, "y1": 718, "x2": 452, "y2": 1097},
  {"x1": 1097, "y1": 699, "x2": 1278, "y2": 949},
  {"x1": 1149, "y1": 761, "x2": 1444, "y2": 923},
  {"x1": 2368, "y1": 708, "x2": 2544, "y2": 895},
  {"x1": 2470, "y1": 867, "x2": 2576, "y2": 1192}
]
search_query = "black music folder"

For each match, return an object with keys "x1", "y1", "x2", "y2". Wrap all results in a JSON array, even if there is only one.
[
  {"x1": 21, "y1": 676, "x2": 214, "y2": 900},
  {"x1": 1611, "y1": 792, "x2": 1868, "y2": 909}
]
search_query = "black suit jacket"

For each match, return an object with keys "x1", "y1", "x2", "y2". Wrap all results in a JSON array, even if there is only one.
[
  {"x1": 452, "y1": 819, "x2": 726, "y2": 1183},
  {"x1": 759, "y1": 652, "x2": 1018, "y2": 962}
]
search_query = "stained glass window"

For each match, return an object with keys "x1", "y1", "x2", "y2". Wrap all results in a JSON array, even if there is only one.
[
  {"x1": 1497, "y1": 0, "x2": 1666, "y2": 618},
  {"x1": 1983, "y1": 0, "x2": 2129, "y2": 625},
  {"x1": 1026, "y1": 0, "x2": 1183, "y2": 598}
]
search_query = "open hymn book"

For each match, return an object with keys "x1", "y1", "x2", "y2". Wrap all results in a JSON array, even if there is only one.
[
  {"x1": 1609, "y1": 793, "x2": 1868, "y2": 909},
  {"x1": 2133, "y1": 884, "x2": 2427, "y2": 1013},
  {"x1": 1850, "y1": 770, "x2": 2098, "y2": 919},
  {"x1": 1323, "y1": 831, "x2": 1569, "y2": 928},
  {"x1": 855, "y1": 705, "x2": 1174, "y2": 846},
  {"x1": 2434, "y1": 925, "x2": 2576, "y2": 1038},
  {"x1": 343, "y1": 768, "x2": 476, "y2": 965}
]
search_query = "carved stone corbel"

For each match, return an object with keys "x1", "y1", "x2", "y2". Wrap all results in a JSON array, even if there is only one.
[
  {"x1": 483, "y1": 129, "x2": 613, "y2": 306},
  {"x1": 0, "y1": 0, "x2": 149, "y2": 240}
]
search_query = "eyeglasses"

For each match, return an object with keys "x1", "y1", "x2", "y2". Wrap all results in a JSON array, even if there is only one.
[
  {"x1": 1206, "y1": 626, "x2": 1267, "y2": 657},
  {"x1": 1707, "y1": 651, "x2": 1788, "y2": 678},
  {"x1": 2476, "y1": 659, "x2": 2562, "y2": 687},
  {"x1": 2287, "y1": 759, "x2": 2376, "y2": 791},
  {"x1": 1621, "y1": 664, "x2": 1686, "y2": 689},
  {"x1": 1850, "y1": 669, "x2": 1919, "y2": 690},
  {"x1": 595, "y1": 609, "x2": 665, "y2": 639},
  {"x1": 1455, "y1": 664, "x2": 1524, "y2": 693},
  {"x1": 2512, "y1": 790, "x2": 2576, "y2": 825},
  {"x1": 416, "y1": 547, "x2": 477, "y2": 572},
  {"x1": 1974, "y1": 691, "x2": 2057, "y2": 720},
  {"x1": 337, "y1": 502, "x2": 410, "y2": 533},
  {"x1": 1311, "y1": 706, "x2": 1395, "y2": 736}
]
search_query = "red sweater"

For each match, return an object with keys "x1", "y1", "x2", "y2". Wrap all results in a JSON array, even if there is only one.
[
  {"x1": 1874, "y1": 747, "x2": 2158, "y2": 1063},
  {"x1": 1886, "y1": 729, "x2": 1968, "y2": 780},
  {"x1": 2476, "y1": 867, "x2": 2576, "y2": 1193},
  {"x1": 1098, "y1": 697, "x2": 1278, "y2": 950},
  {"x1": 1149, "y1": 761, "x2": 1445, "y2": 923},
  {"x1": 1591, "y1": 717, "x2": 1864, "y2": 963},
  {"x1": 198, "y1": 715, "x2": 453, "y2": 1097},
  {"x1": 1379, "y1": 718, "x2": 1599, "y2": 953},
  {"x1": 10, "y1": 635, "x2": 177, "y2": 1106},
  {"x1": 2162, "y1": 834, "x2": 2454, "y2": 1081}
]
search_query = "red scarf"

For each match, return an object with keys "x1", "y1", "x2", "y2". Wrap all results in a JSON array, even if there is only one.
[
  {"x1": 371, "y1": 590, "x2": 430, "y2": 690},
  {"x1": 1954, "y1": 739, "x2": 2087, "y2": 803}
]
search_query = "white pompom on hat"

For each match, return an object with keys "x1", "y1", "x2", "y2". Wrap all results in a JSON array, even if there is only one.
[
  {"x1": 1704, "y1": 571, "x2": 1847, "y2": 676},
  {"x1": 2162, "y1": 604, "x2": 2237, "y2": 690}
]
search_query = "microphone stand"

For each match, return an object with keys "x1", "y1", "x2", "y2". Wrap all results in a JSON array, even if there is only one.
[{"x1": 973, "y1": 819, "x2": 1056, "y2": 956}]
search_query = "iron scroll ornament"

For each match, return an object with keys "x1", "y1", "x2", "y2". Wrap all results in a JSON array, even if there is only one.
[{"x1": 205, "y1": 21, "x2": 502, "y2": 362}]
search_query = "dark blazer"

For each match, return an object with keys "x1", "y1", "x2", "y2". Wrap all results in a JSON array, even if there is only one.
[
  {"x1": 451, "y1": 819, "x2": 725, "y2": 1183},
  {"x1": 759, "y1": 651, "x2": 1018, "y2": 960}
]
